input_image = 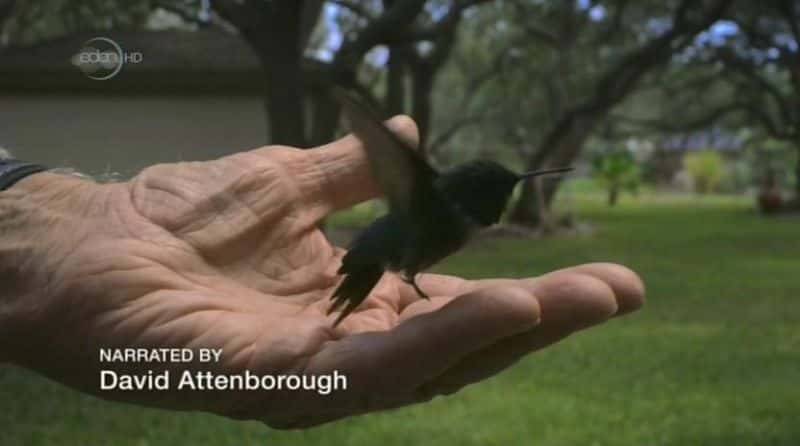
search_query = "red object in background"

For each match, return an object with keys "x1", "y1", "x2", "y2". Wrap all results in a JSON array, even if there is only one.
[{"x1": 757, "y1": 169, "x2": 783, "y2": 214}]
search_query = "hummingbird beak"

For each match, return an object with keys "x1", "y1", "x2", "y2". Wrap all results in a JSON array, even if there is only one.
[{"x1": 519, "y1": 166, "x2": 574, "y2": 181}]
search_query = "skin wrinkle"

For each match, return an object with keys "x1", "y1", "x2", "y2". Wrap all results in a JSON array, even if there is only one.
[
  {"x1": 285, "y1": 324, "x2": 332, "y2": 375},
  {"x1": 92, "y1": 300, "x2": 149, "y2": 336},
  {"x1": 274, "y1": 249, "x2": 331, "y2": 291},
  {"x1": 131, "y1": 287, "x2": 244, "y2": 316},
  {"x1": 273, "y1": 143, "x2": 350, "y2": 209},
  {"x1": 230, "y1": 172, "x2": 280, "y2": 220},
  {"x1": 221, "y1": 336, "x2": 257, "y2": 375},
  {"x1": 131, "y1": 175, "x2": 205, "y2": 233},
  {"x1": 19, "y1": 215, "x2": 105, "y2": 322},
  {"x1": 340, "y1": 308, "x2": 399, "y2": 333},
  {"x1": 28, "y1": 174, "x2": 89, "y2": 205},
  {"x1": 312, "y1": 147, "x2": 374, "y2": 213},
  {"x1": 280, "y1": 234, "x2": 314, "y2": 271},
  {"x1": 181, "y1": 189, "x2": 253, "y2": 244},
  {"x1": 70, "y1": 268, "x2": 167, "y2": 311},
  {"x1": 112, "y1": 188, "x2": 195, "y2": 256},
  {"x1": 181, "y1": 172, "x2": 295, "y2": 273},
  {"x1": 123, "y1": 182, "x2": 200, "y2": 251},
  {"x1": 135, "y1": 163, "x2": 274, "y2": 242},
  {"x1": 225, "y1": 225, "x2": 336, "y2": 297},
  {"x1": 124, "y1": 186, "x2": 244, "y2": 294},
  {"x1": 149, "y1": 308, "x2": 232, "y2": 347},
  {"x1": 60, "y1": 246, "x2": 188, "y2": 295},
  {"x1": 106, "y1": 303, "x2": 177, "y2": 347},
  {"x1": 122, "y1": 303, "x2": 227, "y2": 351},
  {"x1": 216, "y1": 231, "x2": 285, "y2": 277},
  {"x1": 226, "y1": 152, "x2": 301, "y2": 221},
  {"x1": 219, "y1": 233, "x2": 334, "y2": 296},
  {"x1": 238, "y1": 158, "x2": 301, "y2": 219},
  {"x1": 302, "y1": 150, "x2": 351, "y2": 217},
  {"x1": 108, "y1": 185, "x2": 156, "y2": 241},
  {"x1": 0, "y1": 200, "x2": 35, "y2": 296},
  {"x1": 258, "y1": 243, "x2": 301, "y2": 277}
]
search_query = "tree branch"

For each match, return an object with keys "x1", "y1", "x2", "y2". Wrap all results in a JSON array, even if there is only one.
[
  {"x1": 610, "y1": 102, "x2": 747, "y2": 133},
  {"x1": 777, "y1": 0, "x2": 800, "y2": 44},
  {"x1": 428, "y1": 113, "x2": 490, "y2": 153},
  {"x1": 744, "y1": 102, "x2": 793, "y2": 139},
  {"x1": 595, "y1": 0, "x2": 630, "y2": 46},
  {"x1": 0, "y1": 0, "x2": 15, "y2": 24},
  {"x1": 300, "y1": 0, "x2": 325, "y2": 51},
  {"x1": 393, "y1": 0, "x2": 493, "y2": 43},
  {"x1": 211, "y1": 0, "x2": 261, "y2": 32},
  {"x1": 329, "y1": 0, "x2": 375, "y2": 20},
  {"x1": 715, "y1": 47, "x2": 794, "y2": 126},
  {"x1": 520, "y1": 22, "x2": 561, "y2": 49},
  {"x1": 334, "y1": 0, "x2": 427, "y2": 71},
  {"x1": 155, "y1": 0, "x2": 212, "y2": 26}
]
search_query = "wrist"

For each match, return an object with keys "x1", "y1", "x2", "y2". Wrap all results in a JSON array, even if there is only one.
[{"x1": 0, "y1": 172, "x2": 99, "y2": 363}]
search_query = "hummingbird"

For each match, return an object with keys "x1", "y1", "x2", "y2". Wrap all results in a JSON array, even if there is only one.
[{"x1": 327, "y1": 88, "x2": 573, "y2": 326}]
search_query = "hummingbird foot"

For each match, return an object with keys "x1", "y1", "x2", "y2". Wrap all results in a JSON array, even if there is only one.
[{"x1": 402, "y1": 274, "x2": 430, "y2": 300}]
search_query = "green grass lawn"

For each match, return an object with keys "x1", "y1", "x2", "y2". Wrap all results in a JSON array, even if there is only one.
[{"x1": 2, "y1": 193, "x2": 798, "y2": 445}]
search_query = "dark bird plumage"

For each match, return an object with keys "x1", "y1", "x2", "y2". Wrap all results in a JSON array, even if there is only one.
[{"x1": 327, "y1": 88, "x2": 572, "y2": 326}]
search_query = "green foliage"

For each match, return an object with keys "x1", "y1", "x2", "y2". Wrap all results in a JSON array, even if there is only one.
[
  {"x1": 4, "y1": 0, "x2": 153, "y2": 45},
  {"x1": 743, "y1": 135, "x2": 798, "y2": 190},
  {"x1": 683, "y1": 150, "x2": 725, "y2": 194},
  {"x1": 592, "y1": 149, "x2": 641, "y2": 206}
]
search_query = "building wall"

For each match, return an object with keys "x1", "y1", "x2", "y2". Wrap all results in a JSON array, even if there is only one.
[{"x1": 0, "y1": 95, "x2": 269, "y2": 177}]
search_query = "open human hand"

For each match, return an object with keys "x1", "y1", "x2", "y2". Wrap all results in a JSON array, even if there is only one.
[{"x1": 1, "y1": 116, "x2": 644, "y2": 429}]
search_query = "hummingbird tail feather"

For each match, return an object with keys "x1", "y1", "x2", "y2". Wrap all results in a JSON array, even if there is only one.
[
  {"x1": 326, "y1": 293, "x2": 348, "y2": 315},
  {"x1": 328, "y1": 266, "x2": 384, "y2": 326},
  {"x1": 332, "y1": 300, "x2": 361, "y2": 327}
]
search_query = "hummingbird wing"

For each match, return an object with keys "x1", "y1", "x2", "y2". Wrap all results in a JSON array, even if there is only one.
[{"x1": 332, "y1": 87, "x2": 438, "y2": 215}]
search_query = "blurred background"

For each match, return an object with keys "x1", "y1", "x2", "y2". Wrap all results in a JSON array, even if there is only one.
[{"x1": 1, "y1": 1, "x2": 798, "y2": 445}]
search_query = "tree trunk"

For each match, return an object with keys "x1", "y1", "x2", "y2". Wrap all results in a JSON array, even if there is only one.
[
  {"x1": 608, "y1": 183, "x2": 619, "y2": 206},
  {"x1": 253, "y1": 3, "x2": 308, "y2": 147},
  {"x1": 308, "y1": 86, "x2": 341, "y2": 148},
  {"x1": 386, "y1": 45, "x2": 409, "y2": 116},
  {"x1": 794, "y1": 145, "x2": 800, "y2": 205},
  {"x1": 510, "y1": 112, "x2": 597, "y2": 225},
  {"x1": 411, "y1": 65, "x2": 435, "y2": 155},
  {"x1": 511, "y1": 179, "x2": 546, "y2": 226},
  {"x1": 0, "y1": 0, "x2": 14, "y2": 29},
  {"x1": 262, "y1": 64, "x2": 306, "y2": 147}
]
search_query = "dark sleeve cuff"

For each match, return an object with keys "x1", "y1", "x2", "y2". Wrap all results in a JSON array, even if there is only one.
[{"x1": 0, "y1": 160, "x2": 48, "y2": 191}]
